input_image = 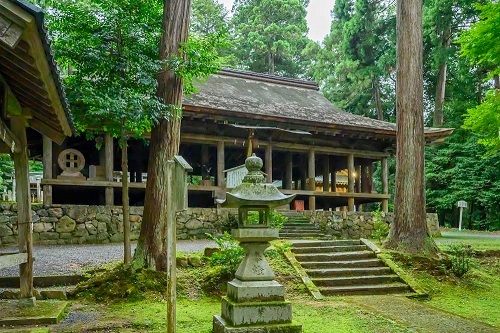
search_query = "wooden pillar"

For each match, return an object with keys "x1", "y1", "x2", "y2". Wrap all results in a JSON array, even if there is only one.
[
  {"x1": 217, "y1": 141, "x2": 225, "y2": 187},
  {"x1": 104, "y1": 132, "x2": 114, "y2": 206},
  {"x1": 361, "y1": 162, "x2": 373, "y2": 193},
  {"x1": 285, "y1": 153, "x2": 292, "y2": 190},
  {"x1": 42, "y1": 135, "x2": 52, "y2": 207},
  {"x1": 300, "y1": 155, "x2": 307, "y2": 190},
  {"x1": 355, "y1": 165, "x2": 361, "y2": 193},
  {"x1": 11, "y1": 116, "x2": 34, "y2": 304},
  {"x1": 322, "y1": 155, "x2": 329, "y2": 192},
  {"x1": 308, "y1": 149, "x2": 316, "y2": 210},
  {"x1": 382, "y1": 157, "x2": 389, "y2": 212},
  {"x1": 330, "y1": 156, "x2": 336, "y2": 192},
  {"x1": 265, "y1": 143, "x2": 272, "y2": 183},
  {"x1": 347, "y1": 153, "x2": 355, "y2": 212}
]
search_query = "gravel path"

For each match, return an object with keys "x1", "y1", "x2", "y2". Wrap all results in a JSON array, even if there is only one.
[{"x1": 0, "y1": 240, "x2": 215, "y2": 277}]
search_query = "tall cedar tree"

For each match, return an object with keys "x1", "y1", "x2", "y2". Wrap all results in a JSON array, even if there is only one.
[
  {"x1": 384, "y1": 0, "x2": 438, "y2": 254},
  {"x1": 230, "y1": 0, "x2": 311, "y2": 77},
  {"x1": 315, "y1": 0, "x2": 396, "y2": 121},
  {"x1": 133, "y1": 0, "x2": 190, "y2": 269}
]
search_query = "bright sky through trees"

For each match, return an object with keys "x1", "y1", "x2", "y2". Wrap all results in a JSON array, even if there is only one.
[{"x1": 218, "y1": 0, "x2": 333, "y2": 42}]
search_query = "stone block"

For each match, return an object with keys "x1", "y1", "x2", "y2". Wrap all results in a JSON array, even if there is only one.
[
  {"x1": 0, "y1": 215, "x2": 10, "y2": 223},
  {"x1": 85, "y1": 222, "x2": 97, "y2": 235},
  {"x1": 221, "y1": 297, "x2": 293, "y2": 326},
  {"x1": 41, "y1": 216, "x2": 59, "y2": 223},
  {"x1": 66, "y1": 206, "x2": 87, "y2": 222},
  {"x1": 96, "y1": 213, "x2": 111, "y2": 223},
  {"x1": 129, "y1": 214, "x2": 141, "y2": 223},
  {"x1": 47, "y1": 208, "x2": 63, "y2": 218},
  {"x1": 40, "y1": 232, "x2": 59, "y2": 240},
  {"x1": 109, "y1": 233, "x2": 124, "y2": 242},
  {"x1": 185, "y1": 219, "x2": 203, "y2": 230},
  {"x1": 74, "y1": 224, "x2": 89, "y2": 237},
  {"x1": 213, "y1": 315, "x2": 302, "y2": 333},
  {"x1": 0, "y1": 202, "x2": 11, "y2": 211},
  {"x1": 56, "y1": 216, "x2": 76, "y2": 233},
  {"x1": 40, "y1": 290, "x2": 67, "y2": 300},
  {"x1": 97, "y1": 222, "x2": 107, "y2": 233},
  {"x1": 1, "y1": 235, "x2": 17, "y2": 244},
  {"x1": 130, "y1": 206, "x2": 143, "y2": 215},
  {"x1": 59, "y1": 232, "x2": 73, "y2": 239},
  {"x1": 227, "y1": 279, "x2": 284, "y2": 302},
  {"x1": 96, "y1": 232, "x2": 109, "y2": 241},
  {"x1": 0, "y1": 224, "x2": 13, "y2": 237}
]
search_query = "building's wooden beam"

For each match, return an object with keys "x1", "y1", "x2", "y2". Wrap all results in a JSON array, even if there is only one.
[
  {"x1": 322, "y1": 155, "x2": 329, "y2": 192},
  {"x1": 265, "y1": 142, "x2": 272, "y2": 183},
  {"x1": 0, "y1": 117, "x2": 21, "y2": 152},
  {"x1": 308, "y1": 149, "x2": 315, "y2": 210},
  {"x1": 42, "y1": 135, "x2": 52, "y2": 207},
  {"x1": 181, "y1": 133, "x2": 389, "y2": 159},
  {"x1": 0, "y1": 253, "x2": 28, "y2": 270},
  {"x1": 217, "y1": 141, "x2": 225, "y2": 187},
  {"x1": 10, "y1": 114, "x2": 34, "y2": 303},
  {"x1": 347, "y1": 153, "x2": 355, "y2": 211},
  {"x1": 382, "y1": 157, "x2": 389, "y2": 212},
  {"x1": 104, "y1": 132, "x2": 114, "y2": 205},
  {"x1": 29, "y1": 117, "x2": 65, "y2": 145},
  {"x1": 285, "y1": 152, "x2": 292, "y2": 190},
  {"x1": 330, "y1": 156, "x2": 336, "y2": 192},
  {"x1": 0, "y1": 12, "x2": 24, "y2": 49}
]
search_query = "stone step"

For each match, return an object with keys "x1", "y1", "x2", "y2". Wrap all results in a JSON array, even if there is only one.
[
  {"x1": 291, "y1": 239, "x2": 361, "y2": 247},
  {"x1": 282, "y1": 222, "x2": 317, "y2": 227},
  {"x1": 294, "y1": 251, "x2": 376, "y2": 262},
  {"x1": 0, "y1": 286, "x2": 72, "y2": 300},
  {"x1": 306, "y1": 266, "x2": 392, "y2": 278},
  {"x1": 299, "y1": 258, "x2": 384, "y2": 269},
  {"x1": 279, "y1": 234, "x2": 325, "y2": 239},
  {"x1": 292, "y1": 245, "x2": 368, "y2": 254},
  {"x1": 319, "y1": 283, "x2": 411, "y2": 296},
  {"x1": 281, "y1": 225, "x2": 321, "y2": 231},
  {"x1": 312, "y1": 274, "x2": 401, "y2": 287},
  {"x1": 280, "y1": 231, "x2": 324, "y2": 237}
]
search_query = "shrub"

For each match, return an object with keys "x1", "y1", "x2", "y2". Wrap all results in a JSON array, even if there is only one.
[
  {"x1": 206, "y1": 232, "x2": 244, "y2": 275},
  {"x1": 371, "y1": 210, "x2": 389, "y2": 242},
  {"x1": 448, "y1": 244, "x2": 473, "y2": 277}
]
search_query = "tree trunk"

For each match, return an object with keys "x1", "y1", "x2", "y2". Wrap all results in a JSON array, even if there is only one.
[
  {"x1": 432, "y1": 24, "x2": 451, "y2": 127},
  {"x1": 121, "y1": 135, "x2": 131, "y2": 266},
  {"x1": 268, "y1": 52, "x2": 275, "y2": 75},
  {"x1": 384, "y1": 0, "x2": 437, "y2": 254},
  {"x1": 372, "y1": 77, "x2": 384, "y2": 121},
  {"x1": 132, "y1": 1, "x2": 190, "y2": 332}
]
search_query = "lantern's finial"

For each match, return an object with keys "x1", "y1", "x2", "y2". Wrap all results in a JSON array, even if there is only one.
[{"x1": 242, "y1": 153, "x2": 265, "y2": 184}]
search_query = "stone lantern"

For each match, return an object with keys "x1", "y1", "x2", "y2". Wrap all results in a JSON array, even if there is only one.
[{"x1": 213, "y1": 154, "x2": 302, "y2": 333}]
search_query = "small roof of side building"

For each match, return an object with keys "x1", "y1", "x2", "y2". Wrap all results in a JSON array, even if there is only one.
[
  {"x1": 183, "y1": 69, "x2": 453, "y2": 143},
  {"x1": 0, "y1": 0, "x2": 73, "y2": 144}
]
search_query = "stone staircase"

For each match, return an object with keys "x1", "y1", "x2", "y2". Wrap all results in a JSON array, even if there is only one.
[
  {"x1": 279, "y1": 212, "x2": 324, "y2": 239},
  {"x1": 291, "y1": 239, "x2": 412, "y2": 296}
]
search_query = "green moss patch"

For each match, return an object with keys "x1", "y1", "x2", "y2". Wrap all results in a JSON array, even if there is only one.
[{"x1": 0, "y1": 300, "x2": 68, "y2": 326}]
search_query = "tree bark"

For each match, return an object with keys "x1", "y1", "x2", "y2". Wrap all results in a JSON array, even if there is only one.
[
  {"x1": 121, "y1": 135, "x2": 131, "y2": 266},
  {"x1": 372, "y1": 77, "x2": 385, "y2": 121},
  {"x1": 384, "y1": 0, "x2": 437, "y2": 254},
  {"x1": 432, "y1": 24, "x2": 451, "y2": 127}
]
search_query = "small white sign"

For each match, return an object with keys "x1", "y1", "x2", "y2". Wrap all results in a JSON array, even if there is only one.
[{"x1": 457, "y1": 200, "x2": 467, "y2": 208}]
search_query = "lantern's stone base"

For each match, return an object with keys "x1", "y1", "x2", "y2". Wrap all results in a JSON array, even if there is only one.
[
  {"x1": 213, "y1": 315, "x2": 303, "y2": 333},
  {"x1": 221, "y1": 296, "x2": 292, "y2": 326},
  {"x1": 227, "y1": 279, "x2": 284, "y2": 302}
]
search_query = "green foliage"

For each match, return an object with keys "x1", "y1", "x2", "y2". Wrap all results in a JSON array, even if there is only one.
[
  {"x1": 222, "y1": 213, "x2": 239, "y2": 231},
  {"x1": 246, "y1": 209, "x2": 288, "y2": 229},
  {"x1": 371, "y1": 210, "x2": 389, "y2": 242},
  {"x1": 314, "y1": 0, "x2": 396, "y2": 120},
  {"x1": 230, "y1": 0, "x2": 313, "y2": 77},
  {"x1": 205, "y1": 232, "x2": 244, "y2": 275},
  {"x1": 447, "y1": 244, "x2": 473, "y2": 277},
  {"x1": 0, "y1": 154, "x2": 14, "y2": 189},
  {"x1": 458, "y1": 1, "x2": 500, "y2": 155}
]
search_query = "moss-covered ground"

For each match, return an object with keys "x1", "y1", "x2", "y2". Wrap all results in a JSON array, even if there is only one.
[{"x1": 2, "y1": 233, "x2": 498, "y2": 332}]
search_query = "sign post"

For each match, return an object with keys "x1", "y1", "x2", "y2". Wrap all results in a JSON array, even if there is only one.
[{"x1": 457, "y1": 200, "x2": 467, "y2": 231}]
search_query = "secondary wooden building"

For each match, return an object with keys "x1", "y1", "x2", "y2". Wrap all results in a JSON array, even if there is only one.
[
  {"x1": 0, "y1": 0, "x2": 73, "y2": 305},
  {"x1": 39, "y1": 69, "x2": 452, "y2": 212}
]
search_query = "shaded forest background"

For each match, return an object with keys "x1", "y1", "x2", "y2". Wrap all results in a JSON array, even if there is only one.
[{"x1": 1, "y1": 0, "x2": 499, "y2": 231}]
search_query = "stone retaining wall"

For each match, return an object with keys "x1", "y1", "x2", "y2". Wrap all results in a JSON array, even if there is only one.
[
  {"x1": 304, "y1": 211, "x2": 441, "y2": 239},
  {"x1": 0, "y1": 203, "x2": 230, "y2": 246},
  {"x1": 0, "y1": 203, "x2": 440, "y2": 245}
]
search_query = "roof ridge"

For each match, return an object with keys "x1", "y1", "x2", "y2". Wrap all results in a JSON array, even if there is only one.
[{"x1": 219, "y1": 68, "x2": 319, "y2": 91}]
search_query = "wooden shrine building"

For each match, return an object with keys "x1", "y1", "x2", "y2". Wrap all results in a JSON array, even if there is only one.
[
  {"x1": 0, "y1": 0, "x2": 73, "y2": 304},
  {"x1": 39, "y1": 69, "x2": 452, "y2": 212}
]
